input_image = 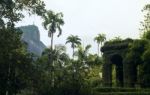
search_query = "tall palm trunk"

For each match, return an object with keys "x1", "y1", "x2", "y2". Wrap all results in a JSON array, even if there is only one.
[
  {"x1": 50, "y1": 33, "x2": 54, "y2": 87},
  {"x1": 100, "y1": 42, "x2": 104, "y2": 56},
  {"x1": 51, "y1": 33, "x2": 54, "y2": 50},
  {"x1": 6, "y1": 62, "x2": 11, "y2": 95},
  {"x1": 72, "y1": 47, "x2": 75, "y2": 59},
  {"x1": 98, "y1": 43, "x2": 100, "y2": 56}
]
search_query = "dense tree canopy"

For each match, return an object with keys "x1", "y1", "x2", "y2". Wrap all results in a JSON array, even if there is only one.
[
  {"x1": 1, "y1": 1, "x2": 150, "y2": 95},
  {"x1": 0, "y1": 0, "x2": 46, "y2": 28},
  {"x1": 0, "y1": 28, "x2": 36, "y2": 95}
]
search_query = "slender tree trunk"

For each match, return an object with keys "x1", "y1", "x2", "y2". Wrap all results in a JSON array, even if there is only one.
[
  {"x1": 100, "y1": 42, "x2": 103, "y2": 56},
  {"x1": 72, "y1": 47, "x2": 74, "y2": 59},
  {"x1": 98, "y1": 43, "x2": 100, "y2": 56},
  {"x1": 6, "y1": 62, "x2": 11, "y2": 95},
  {"x1": 51, "y1": 33, "x2": 54, "y2": 50},
  {"x1": 50, "y1": 33, "x2": 54, "y2": 87}
]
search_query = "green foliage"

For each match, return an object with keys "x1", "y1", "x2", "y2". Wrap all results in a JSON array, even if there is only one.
[
  {"x1": 110, "y1": 36, "x2": 122, "y2": 42},
  {"x1": 140, "y1": 4, "x2": 150, "y2": 39},
  {"x1": 0, "y1": 28, "x2": 35, "y2": 95},
  {"x1": 0, "y1": 0, "x2": 46, "y2": 27},
  {"x1": 101, "y1": 38, "x2": 133, "y2": 52},
  {"x1": 86, "y1": 54, "x2": 103, "y2": 66},
  {"x1": 32, "y1": 47, "x2": 97, "y2": 95},
  {"x1": 94, "y1": 33, "x2": 106, "y2": 44},
  {"x1": 66, "y1": 35, "x2": 81, "y2": 58},
  {"x1": 94, "y1": 33, "x2": 106, "y2": 55},
  {"x1": 142, "y1": 45, "x2": 150, "y2": 63},
  {"x1": 74, "y1": 44, "x2": 91, "y2": 61},
  {"x1": 42, "y1": 10, "x2": 64, "y2": 50},
  {"x1": 142, "y1": 30, "x2": 150, "y2": 40},
  {"x1": 139, "y1": 43, "x2": 150, "y2": 87},
  {"x1": 93, "y1": 87, "x2": 150, "y2": 95},
  {"x1": 86, "y1": 65, "x2": 103, "y2": 87},
  {"x1": 42, "y1": 10, "x2": 64, "y2": 37},
  {"x1": 125, "y1": 40, "x2": 147, "y2": 64},
  {"x1": 0, "y1": 0, "x2": 46, "y2": 92},
  {"x1": 0, "y1": 0, "x2": 105, "y2": 95},
  {"x1": 3, "y1": 1, "x2": 150, "y2": 95},
  {"x1": 94, "y1": 87, "x2": 150, "y2": 92},
  {"x1": 66, "y1": 35, "x2": 81, "y2": 48}
]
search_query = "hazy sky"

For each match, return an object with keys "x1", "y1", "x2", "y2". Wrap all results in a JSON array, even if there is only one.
[{"x1": 16, "y1": 0, "x2": 149, "y2": 55}]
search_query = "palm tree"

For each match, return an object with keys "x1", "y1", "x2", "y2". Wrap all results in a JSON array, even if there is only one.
[
  {"x1": 94, "y1": 33, "x2": 106, "y2": 55},
  {"x1": 75, "y1": 45, "x2": 91, "y2": 62},
  {"x1": 74, "y1": 44, "x2": 91, "y2": 78},
  {"x1": 42, "y1": 45, "x2": 69, "y2": 87},
  {"x1": 42, "y1": 10, "x2": 64, "y2": 50},
  {"x1": 42, "y1": 45, "x2": 69, "y2": 66},
  {"x1": 66, "y1": 35, "x2": 81, "y2": 58}
]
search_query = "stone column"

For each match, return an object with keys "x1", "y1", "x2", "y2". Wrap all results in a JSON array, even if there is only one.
[
  {"x1": 123, "y1": 62, "x2": 137, "y2": 87},
  {"x1": 102, "y1": 57, "x2": 112, "y2": 87},
  {"x1": 116, "y1": 64, "x2": 123, "y2": 87}
]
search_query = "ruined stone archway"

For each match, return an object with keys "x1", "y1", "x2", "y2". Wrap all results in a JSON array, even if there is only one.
[
  {"x1": 101, "y1": 39, "x2": 134, "y2": 87},
  {"x1": 111, "y1": 54, "x2": 123, "y2": 87}
]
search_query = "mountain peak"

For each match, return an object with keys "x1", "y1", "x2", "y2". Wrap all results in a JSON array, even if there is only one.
[{"x1": 19, "y1": 25, "x2": 46, "y2": 57}]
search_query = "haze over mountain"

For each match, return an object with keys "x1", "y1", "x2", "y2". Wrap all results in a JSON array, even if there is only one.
[{"x1": 19, "y1": 25, "x2": 46, "y2": 56}]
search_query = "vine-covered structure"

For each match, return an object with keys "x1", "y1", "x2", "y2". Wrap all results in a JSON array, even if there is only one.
[{"x1": 101, "y1": 39, "x2": 150, "y2": 87}]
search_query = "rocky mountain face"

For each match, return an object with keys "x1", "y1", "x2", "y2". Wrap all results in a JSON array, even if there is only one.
[{"x1": 19, "y1": 25, "x2": 46, "y2": 56}]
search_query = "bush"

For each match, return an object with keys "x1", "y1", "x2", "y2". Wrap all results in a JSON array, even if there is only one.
[
  {"x1": 94, "y1": 87, "x2": 150, "y2": 92},
  {"x1": 93, "y1": 87, "x2": 150, "y2": 95}
]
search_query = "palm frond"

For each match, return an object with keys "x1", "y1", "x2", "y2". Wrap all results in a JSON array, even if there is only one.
[
  {"x1": 85, "y1": 45, "x2": 91, "y2": 50},
  {"x1": 57, "y1": 24, "x2": 62, "y2": 37},
  {"x1": 42, "y1": 10, "x2": 64, "y2": 38}
]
